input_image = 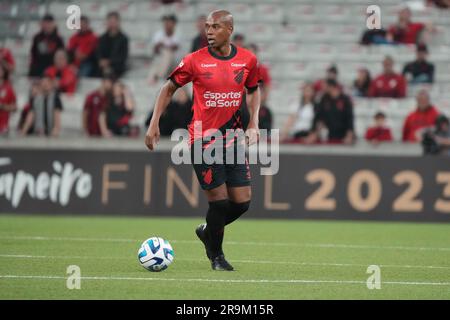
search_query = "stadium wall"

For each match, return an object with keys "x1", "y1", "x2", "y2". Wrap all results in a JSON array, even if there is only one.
[{"x1": 1, "y1": 148, "x2": 449, "y2": 222}]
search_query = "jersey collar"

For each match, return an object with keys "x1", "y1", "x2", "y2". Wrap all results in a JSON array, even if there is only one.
[{"x1": 208, "y1": 44, "x2": 237, "y2": 61}]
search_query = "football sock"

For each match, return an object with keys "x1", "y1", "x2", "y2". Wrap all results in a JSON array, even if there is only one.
[
  {"x1": 205, "y1": 199, "x2": 230, "y2": 258},
  {"x1": 225, "y1": 200, "x2": 251, "y2": 225}
]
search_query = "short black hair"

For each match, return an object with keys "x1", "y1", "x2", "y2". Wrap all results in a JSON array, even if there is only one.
[
  {"x1": 162, "y1": 14, "x2": 177, "y2": 23},
  {"x1": 374, "y1": 111, "x2": 386, "y2": 119},
  {"x1": 42, "y1": 13, "x2": 54, "y2": 22},
  {"x1": 327, "y1": 65, "x2": 338, "y2": 75},
  {"x1": 80, "y1": 15, "x2": 89, "y2": 23},
  {"x1": 107, "y1": 11, "x2": 120, "y2": 20}
]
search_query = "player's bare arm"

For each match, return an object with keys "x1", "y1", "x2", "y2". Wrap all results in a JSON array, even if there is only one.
[
  {"x1": 145, "y1": 80, "x2": 178, "y2": 151},
  {"x1": 246, "y1": 86, "x2": 261, "y2": 145}
]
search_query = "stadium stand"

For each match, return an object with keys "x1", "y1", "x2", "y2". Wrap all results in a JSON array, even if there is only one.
[{"x1": 1, "y1": 0, "x2": 450, "y2": 143}]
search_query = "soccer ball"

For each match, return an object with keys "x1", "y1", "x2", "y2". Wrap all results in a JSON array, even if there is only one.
[{"x1": 138, "y1": 237, "x2": 174, "y2": 272}]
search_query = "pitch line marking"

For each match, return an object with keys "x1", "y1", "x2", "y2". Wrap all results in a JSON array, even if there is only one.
[
  {"x1": 1, "y1": 274, "x2": 450, "y2": 286},
  {"x1": 1, "y1": 254, "x2": 450, "y2": 271},
  {"x1": 1, "y1": 235, "x2": 450, "y2": 252}
]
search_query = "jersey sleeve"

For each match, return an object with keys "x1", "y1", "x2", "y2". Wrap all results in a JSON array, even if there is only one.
[
  {"x1": 245, "y1": 55, "x2": 260, "y2": 90},
  {"x1": 167, "y1": 54, "x2": 194, "y2": 87}
]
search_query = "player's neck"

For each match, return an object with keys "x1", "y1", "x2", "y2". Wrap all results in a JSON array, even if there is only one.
[{"x1": 211, "y1": 42, "x2": 232, "y2": 57}]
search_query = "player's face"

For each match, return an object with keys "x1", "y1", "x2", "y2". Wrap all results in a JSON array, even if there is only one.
[{"x1": 205, "y1": 16, "x2": 232, "y2": 48}]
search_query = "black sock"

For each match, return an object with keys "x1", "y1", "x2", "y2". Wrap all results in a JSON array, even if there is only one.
[
  {"x1": 205, "y1": 199, "x2": 229, "y2": 258},
  {"x1": 225, "y1": 200, "x2": 251, "y2": 225}
]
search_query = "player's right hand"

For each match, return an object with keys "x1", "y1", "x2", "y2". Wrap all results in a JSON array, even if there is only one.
[{"x1": 145, "y1": 123, "x2": 160, "y2": 151}]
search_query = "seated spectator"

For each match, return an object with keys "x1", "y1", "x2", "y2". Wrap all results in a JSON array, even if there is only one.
[
  {"x1": 83, "y1": 76, "x2": 114, "y2": 137},
  {"x1": 20, "y1": 76, "x2": 63, "y2": 137},
  {"x1": 360, "y1": 28, "x2": 388, "y2": 45},
  {"x1": 29, "y1": 14, "x2": 64, "y2": 77},
  {"x1": 353, "y1": 68, "x2": 372, "y2": 97},
  {"x1": 307, "y1": 79, "x2": 355, "y2": 145},
  {"x1": 365, "y1": 112, "x2": 393, "y2": 144},
  {"x1": 67, "y1": 15, "x2": 98, "y2": 77},
  {"x1": 97, "y1": 12, "x2": 129, "y2": 78},
  {"x1": 0, "y1": 64, "x2": 17, "y2": 136},
  {"x1": 0, "y1": 46, "x2": 15, "y2": 76},
  {"x1": 148, "y1": 14, "x2": 180, "y2": 83},
  {"x1": 313, "y1": 65, "x2": 341, "y2": 101},
  {"x1": 191, "y1": 15, "x2": 208, "y2": 53},
  {"x1": 44, "y1": 49, "x2": 78, "y2": 94},
  {"x1": 386, "y1": 6, "x2": 430, "y2": 45},
  {"x1": 402, "y1": 89, "x2": 439, "y2": 142},
  {"x1": 402, "y1": 44, "x2": 434, "y2": 84},
  {"x1": 281, "y1": 83, "x2": 315, "y2": 142},
  {"x1": 104, "y1": 81, "x2": 135, "y2": 136},
  {"x1": 232, "y1": 33, "x2": 246, "y2": 48},
  {"x1": 369, "y1": 56, "x2": 406, "y2": 98},
  {"x1": 431, "y1": 115, "x2": 450, "y2": 156},
  {"x1": 17, "y1": 81, "x2": 40, "y2": 134},
  {"x1": 145, "y1": 88, "x2": 192, "y2": 136}
]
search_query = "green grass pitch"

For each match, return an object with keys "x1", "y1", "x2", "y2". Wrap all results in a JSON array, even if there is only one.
[{"x1": 0, "y1": 214, "x2": 449, "y2": 299}]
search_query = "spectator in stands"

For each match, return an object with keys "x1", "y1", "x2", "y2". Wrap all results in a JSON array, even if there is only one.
[
  {"x1": 0, "y1": 64, "x2": 17, "y2": 136},
  {"x1": 386, "y1": 6, "x2": 431, "y2": 45},
  {"x1": 44, "y1": 49, "x2": 78, "y2": 94},
  {"x1": 104, "y1": 81, "x2": 135, "y2": 136},
  {"x1": 360, "y1": 28, "x2": 388, "y2": 45},
  {"x1": 248, "y1": 43, "x2": 272, "y2": 105},
  {"x1": 148, "y1": 14, "x2": 180, "y2": 84},
  {"x1": 17, "y1": 81, "x2": 40, "y2": 134},
  {"x1": 281, "y1": 83, "x2": 315, "y2": 142},
  {"x1": 308, "y1": 79, "x2": 355, "y2": 145},
  {"x1": 191, "y1": 15, "x2": 208, "y2": 52},
  {"x1": 232, "y1": 33, "x2": 246, "y2": 48},
  {"x1": 29, "y1": 14, "x2": 65, "y2": 77},
  {"x1": 83, "y1": 76, "x2": 114, "y2": 137},
  {"x1": 97, "y1": 12, "x2": 129, "y2": 78},
  {"x1": 67, "y1": 15, "x2": 98, "y2": 77},
  {"x1": 369, "y1": 56, "x2": 407, "y2": 98},
  {"x1": 353, "y1": 68, "x2": 372, "y2": 97},
  {"x1": 402, "y1": 89, "x2": 440, "y2": 142},
  {"x1": 365, "y1": 112, "x2": 393, "y2": 144},
  {"x1": 402, "y1": 44, "x2": 434, "y2": 84},
  {"x1": 0, "y1": 46, "x2": 15, "y2": 76},
  {"x1": 145, "y1": 88, "x2": 192, "y2": 136},
  {"x1": 20, "y1": 75, "x2": 63, "y2": 137},
  {"x1": 431, "y1": 115, "x2": 450, "y2": 156},
  {"x1": 313, "y1": 65, "x2": 341, "y2": 100}
]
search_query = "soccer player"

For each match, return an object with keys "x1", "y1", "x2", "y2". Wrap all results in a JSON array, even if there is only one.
[{"x1": 145, "y1": 10, "x2": 261, "y2": 271}]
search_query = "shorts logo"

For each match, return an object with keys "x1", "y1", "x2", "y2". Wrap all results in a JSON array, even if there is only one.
[
  {"x1": 202, "y1": 168, "x2": 213, "y2": 185},
  {"x1": 234, "y1": 69, "x2": 244, "y2": 84}
]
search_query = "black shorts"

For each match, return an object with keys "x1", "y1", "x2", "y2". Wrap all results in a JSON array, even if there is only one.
[{"x1": 190, "y1": 139, "x2": 251, "y2": 190}]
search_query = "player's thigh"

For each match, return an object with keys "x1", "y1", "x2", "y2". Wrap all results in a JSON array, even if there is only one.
[
  {"x1": 227, "y1": 186, "x2": 252, "y2": 203},
  {"x1": 204, "y1": 184, "x2": 228, "y2": 202}
]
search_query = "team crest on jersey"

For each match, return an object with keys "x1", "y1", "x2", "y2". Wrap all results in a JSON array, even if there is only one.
[{"x1": 234, "y1": 69, "x2": 244, "y2": 84}]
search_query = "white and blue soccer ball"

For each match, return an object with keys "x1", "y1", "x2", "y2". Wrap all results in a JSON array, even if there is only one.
[{"x1": 138, "y1": 237, "x2": 174, "y2": 272}]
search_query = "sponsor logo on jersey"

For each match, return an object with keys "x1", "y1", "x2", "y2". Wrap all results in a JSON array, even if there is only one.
[
  {"x1": 203, "y1": 91, "x2": 242, "y2": 108},
  {"x1": 231, "y1": 63, "x2": 246, "y2": 67},
  {"x1": 201, "y1": 63, "x2": 217, "y2": 68}
]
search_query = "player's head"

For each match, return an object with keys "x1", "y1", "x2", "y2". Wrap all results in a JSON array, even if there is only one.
[
  {"x1": 416, "y1": 89, "x2": 430, "y2": 110},
  {"x1": 205, "y1": 10, "x2": 234, "y2": 48}
]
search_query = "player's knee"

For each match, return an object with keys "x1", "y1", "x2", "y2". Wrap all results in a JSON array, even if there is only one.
[{"x1": 230, "y1": 200, "x2": 251, "y2": 215}]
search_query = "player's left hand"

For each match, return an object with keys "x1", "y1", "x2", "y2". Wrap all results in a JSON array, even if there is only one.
[{"x1": 245, "y1": 124, "x2": 260, "y2": 146}]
